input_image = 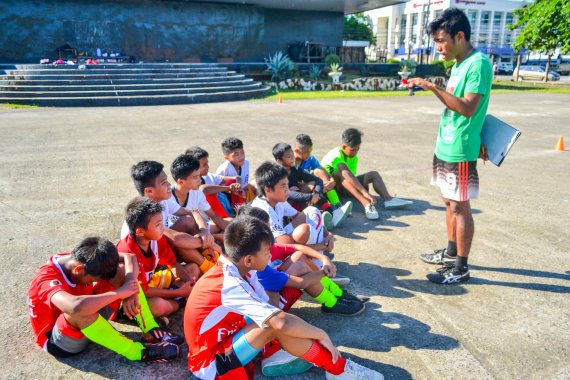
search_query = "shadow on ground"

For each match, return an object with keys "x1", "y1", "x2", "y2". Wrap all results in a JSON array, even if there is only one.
[{"x1": 469, "y1": 265, "x2": 570, "y2": 293}]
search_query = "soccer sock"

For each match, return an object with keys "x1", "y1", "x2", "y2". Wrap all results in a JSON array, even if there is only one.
[
  {"x1": 134, "y1": 284, "x2": 159, "y2": 333},
  {"x1": 199, "y1": 258, "x2": 215, "y2": 274},
  {"x1": 447, "y1": 240, "x2": 457, "y2": 257},
  {"x1": 326, "y1": 190, "x2": 341, "y2": 206},
  {"x1": 321, "y1": 277, "x2": 343, "y2": 297},
  {"x1": 300, "y1": 340, "x2": 346, "y2": 375},
  {"x1": 314, "y1": 287, "x2": 338, "y2": 308},
  {"x1": 81, "y1": 315, "x2": 144, "y2": 361},
  {"x1": 455, "y1": 256, "x2": 468, "y2": 271}
]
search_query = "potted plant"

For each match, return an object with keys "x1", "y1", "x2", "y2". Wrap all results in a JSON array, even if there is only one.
[
  {"x1": 397, "y1": 59, "x2": 417, "y2": 88},
  {"x1": 328, "y1": 62, "x2": 343, "y2": 84}
]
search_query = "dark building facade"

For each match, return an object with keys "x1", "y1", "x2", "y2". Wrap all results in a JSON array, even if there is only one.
[{"x1": 0, "y1": 0, "x2": 403, "y2": 62}]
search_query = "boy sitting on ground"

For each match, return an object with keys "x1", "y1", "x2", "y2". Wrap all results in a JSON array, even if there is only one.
[
  {"x1": 27, "y1": 237, "x2": 182, "y2": 363},
  {"x1": 185, "y1": 145, "x2": 242, "y2": 218},
  {"x1": 169, "y1": 154, "x2": 231, "y2": 245},
  {"x1": 273, "y1": 142, "x2": 352, "y2": 231},
  {"x1": 117, "y1": 196, "x2": 199, "y2": 319},
  {"x1": 320, "y1": 128, "x2": 413, "y2": 220},
  {"x1": 123, "y1": 161, "x2": 219, "y2": 275},
  {"x1": 251, "y1": 162, "x2": 334, "y2": 254},
  {"x1": 215, "y1": 137, "x2": 256, "y2": 214},
  {"x1": 184, "y1": 216, "x2": 384, "y2": 380}
]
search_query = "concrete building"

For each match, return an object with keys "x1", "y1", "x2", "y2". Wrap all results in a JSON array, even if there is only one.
[
  {"x1": 0, "y1": 0, "x2": 405, "y2": 63},
  {"x1": 366, "y1": 0, "x2": 531, "y2": 63}
]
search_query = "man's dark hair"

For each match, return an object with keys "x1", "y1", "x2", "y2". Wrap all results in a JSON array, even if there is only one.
[
  {"x1": 71, "y1": 237, "x2": 119, "y2": 279},
  {"x1": 295, "y1": 134, "x2": 313, "y2": 148},
  {"x1": 428, "y1": 8, "x2": 471, "y2": 41},
  {"x1": 221, "y1": 137, "x2": 244, "y2": 155},
  {"x1": 170, "y1": 154, "x2": 200, "y2": 181},
  {"x1": 131, "y1": 161, "x2": 164, "y2": 196},
  {"x1": 124, "y1": 196, "x2": 163, "y2": 234},
  {"x1": 254, "y1": 161, "x2": 288, "y2": 196},
  {"x1": 236, "y1": 204, "x2": 270, "y2": 224},
  {"x1": 272, "y1": 143, "x2": 292, "y2": 161},
  {"x1": 224, "y1": 216, "x2": 274, "y2": 262},
  {"x1": 342, "y1": 128, "x2": 363, "y2": 147},
  {"x1": 185, "y1": 146, "x2": 209, "y2": 161}
]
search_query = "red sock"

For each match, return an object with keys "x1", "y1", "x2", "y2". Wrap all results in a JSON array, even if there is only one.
[{"x1": 301, "y1": 340, "x2": 346, "y2": 375}]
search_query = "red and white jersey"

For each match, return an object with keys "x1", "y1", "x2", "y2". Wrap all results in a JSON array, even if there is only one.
[
  {"x1": 184, "y1": 255, "x2": 280, "y2": 380},
  {"x1": 27, "y1": 254, "x2": 95, "y2": 348},
  {"x1": 251, "y1": 196, "x2": 298, "y2": 238},
  {"x1": 116, "y1": 234, "x2": 177, "y2": 290},
  {"x1": 215, "y1": 159, "x2": 250, "y2": 186}
]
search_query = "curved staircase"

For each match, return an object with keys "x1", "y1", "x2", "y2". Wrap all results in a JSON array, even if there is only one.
[{"x1": 0, "y1": 63, "x2": 269, "y2": 107}]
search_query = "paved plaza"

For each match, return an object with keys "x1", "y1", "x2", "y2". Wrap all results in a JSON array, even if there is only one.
[{"x1": 0, "y1": 92, "x2": 569, "y2": 379}]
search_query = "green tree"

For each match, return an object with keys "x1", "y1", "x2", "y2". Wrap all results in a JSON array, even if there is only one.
[
  {"x1": 344, "y1": 13, "x2": 375, "y2": 44},
  {"x1": 509, "y1": 0, "x2": 570, "y2": 81}
]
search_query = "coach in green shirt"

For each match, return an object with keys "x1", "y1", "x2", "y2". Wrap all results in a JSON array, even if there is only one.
[{"x1": 407, "y1": 8, "x2": 492, "y2": 285}]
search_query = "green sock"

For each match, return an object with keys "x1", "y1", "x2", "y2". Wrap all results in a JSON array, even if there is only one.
[
  {"x1": 321, "y1": 277, "x2": 343, "y2": 297},
  {"x1": 81, "y1": 315, "x2": 144, "y2": 361},
  {"x1": 326, "y1": 189, "x2": 341, "y2": 206},
  {"x1": 134, "y1": 284, "x2": 159, "y2": 333},
  {"x1": 314, "y1": 287, "x2": 338, "y2": 308}
]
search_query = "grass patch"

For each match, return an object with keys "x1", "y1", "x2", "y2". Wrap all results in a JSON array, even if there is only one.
[
  {"x1": 0, "y1": 103, "x2": 38, "y2": 109},
  {"x1": 491, "y1": 79, "x2": 570, "y2": 94}
]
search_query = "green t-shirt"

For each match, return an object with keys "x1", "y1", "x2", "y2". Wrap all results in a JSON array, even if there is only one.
[
  {"x1": 435, "y1": 50, "x2": 493, "y2": 162},
  {"x1": 320, "y1": 147, "x2": 358, "y2": 175}
]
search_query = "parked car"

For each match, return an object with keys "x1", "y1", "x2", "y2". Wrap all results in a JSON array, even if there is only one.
[
  {"x1": 497, "y1": 62, "x2": 513, "y2": 74},
  {"x1": 513, "y1": 65, "x2": 560, "y2": 81}
]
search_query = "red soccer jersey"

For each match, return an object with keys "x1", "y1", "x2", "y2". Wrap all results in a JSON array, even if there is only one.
[
  {"x1": 27, "y1": 254, "x2": 95, "y2": 348},
  {"x1": 184, "y1": 255, "x2": 281, "y2": 380},
  {"x1": 116, "y1": 234, "x2": 177, "y2": 290},
  {"x1": 269, "y1": 243, "x2": 296, "y2": 263}
]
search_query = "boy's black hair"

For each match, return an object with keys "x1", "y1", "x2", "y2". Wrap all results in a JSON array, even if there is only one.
[
  {"x1": 221, "y1": 137, "x2": 244, "y2": 155},
  {"x1": 428, "y1": 8, "x2": 471, "y2": 41},
  {"x1": 71, "y1": 237, "x2": 119, "y2": 280},
  {"x1": 295, "y1": 133, "x2": 313, "y2": 148},
  {"x1": 170, "y1": 154, "x2": 200, "y2": 181},
  {"x1": 131, "y1": 161, "x2": 164, "y2": 196},
  {"x1": 272, "y1": 142, "x2": 292, "y2": 161},
  {"x1": 224, "y1": 216, "x2": 274, "y2": 262},
  {"x1": 185, "y1": 146, "x2": 209, "y2": 161},
  {"x1": 342, "y1": 128, "x2": 363, "y2": 147},
  {"x1": 236, "y1": 204, "x2": 270, "y2": 224},
  {"x1": 124, "y1": 196, "x2": 163, "y2": 234},
  {"x1": 254, "y1": 161, "x2": 288, "y2": 196}
]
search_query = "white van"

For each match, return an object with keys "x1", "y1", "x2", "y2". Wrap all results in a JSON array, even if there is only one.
[{"x1": 498, "y1": 62, "x2": 513, "y2": 74}]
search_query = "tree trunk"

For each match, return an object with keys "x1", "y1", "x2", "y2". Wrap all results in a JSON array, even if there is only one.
[
  {"x1": 544, "y1": 54, "x2": 551, "y2": 82},
  {"x1": 515, "y1": 55, "x2": 522, "y2": 81}
]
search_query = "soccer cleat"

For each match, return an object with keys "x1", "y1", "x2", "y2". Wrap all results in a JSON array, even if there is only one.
[
  {"x1": 323, "y1": 211, "x2": 334, "y2": 231},
  {"x1": 321, "y1": 297, "x2": 365, "y2": 316},
  {"x1": 141, "y1": 342, "x2": 179, "y2": 362},
  {"x1": 419, "y1": 248, "x2": 456, "y2": 265},
  {"x1": 330, "y1": 275, "x2": 350, "y2": 286},
  {"x1": 141, "y1": 327, "x2": 185, "y2": 346},
  {"x1": 325, "y1": 358, "x2": 384, "y2": 380},
  {"x1": 332, "y1": 201, "x2": 353, "y2": 228},
  {"x1": 365, "y1": 203, "x2": 379, "y2": 220},
  {"x1": 261, "y1": 348, "x2": 313, "y2": 376},
  {"x1": 427, "y1": 265, "x2": 470, "y2": 285},
  {"x1": 340, "y1": 291, "x2": 370, "y2": 303},
  {"x1": 384, "y1": 197, "x2": 413, "y2": 210}
]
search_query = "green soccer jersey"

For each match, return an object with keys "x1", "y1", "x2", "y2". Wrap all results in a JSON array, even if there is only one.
[
  {"x1": 435, "y1": 50, "x2": 493, "y2": 162},
  {"x1": 321, "y1": 146, "x2": 358, "y2": 175}
]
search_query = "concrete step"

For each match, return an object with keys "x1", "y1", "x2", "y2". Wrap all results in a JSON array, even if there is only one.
[
  {"x1": 0, "y1": 78, "x2": 254, "y2": 92},
  {"x1": 0, "y1": 71, "x2": 239, "y2": 81},
  {"x1": 0, "y1": 63, "x2": 224, "y2": 70},
  {"x1": 2, "y1": 68, "x2": 230, "y2": 75},
  {"x1": 0, "y1": 82, "x2": 264, "y2": 98},
  {"x1": 0, "y1": 75, "x2": 246, "y2": 86},
  {"x1": 0, "y1": 86, "x2": 270, "y2": 107}
]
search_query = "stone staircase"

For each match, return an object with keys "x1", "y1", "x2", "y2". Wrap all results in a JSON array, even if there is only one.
[{"x1": 0, "y1": 63, "x2": 270, "y2": 106}]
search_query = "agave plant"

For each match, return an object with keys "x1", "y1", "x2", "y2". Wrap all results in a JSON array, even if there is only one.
[
  {"x1": 308, "y1": 65, "x2": 321, "y2": 81},
  {"x1": 329, "y1": 62, "x2": 343, "y2": 73},
  {"x1": 265, "y1": 51, "x2": 295, "y2": 83}
]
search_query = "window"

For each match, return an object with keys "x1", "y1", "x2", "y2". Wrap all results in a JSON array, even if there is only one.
[
  {"x1": 468, "y1": 10, "x2": 477, "y2": 26},
  {"x1": 493, "y1": 13, "x2": 502, "y2": 34},
  {"x1": 480, "y1": 11, "x2": 490, "y2": 30},
  {"x1": 477, "y1": 33, "x2": 488, "y2": 47},
  {"x1": 505, "y1": 12, "x2": 513, "y2": 25},
  {"x1": 411, "y1": 13, "x2": 418, "y2": 46},
  {"x1": 400, "y1": 15, "x2": 407, "y2": 49}
]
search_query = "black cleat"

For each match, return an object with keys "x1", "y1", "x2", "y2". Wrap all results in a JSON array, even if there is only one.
[
  {"x1": 420, "y1": 248, "x2": 456, "y2": 265},
  {"x1": 427, "y1": 265, "x2": 470, "y2": 285},
  {"x1": 141, "y1": 342, "x2": 179, "y2": 362},
  {"x1": 340, "y1": 291, "x2": 371, "y2": 303},
  {"x1": 142, "y1": 327, "x2": 185, "y2": 346},
  {"x1": 321, "y1": 297, "x2": 366, "y2": 316}
]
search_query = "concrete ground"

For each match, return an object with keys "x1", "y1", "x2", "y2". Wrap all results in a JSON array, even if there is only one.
[{"x1": 0, "y1": 92, "x2": 569, "y2": 380}]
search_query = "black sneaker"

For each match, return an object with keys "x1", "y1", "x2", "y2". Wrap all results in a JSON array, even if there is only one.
[
  {"x1": 340, "y1": 291, "x2": 371, "y2": 303},
  {"x1": 141, "y1": 327, "x2": 185, "y2": 346},
  {"x1": 141, "y1": 342, "x2": 179, "y2": 362},
  {"x1": 420, "y1": 248, "x2": 456, "y2": 265},
  {"x1": 427, "y1": 265, "x2": 470, "y2": 284},
  {"x1": 321, "y1": 297, "x2": 366, "y2": 316}
]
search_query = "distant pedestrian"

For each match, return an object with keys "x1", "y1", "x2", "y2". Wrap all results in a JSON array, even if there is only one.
[{"x1": 493, "y1": 62, "x2": 498, "y2": 80}]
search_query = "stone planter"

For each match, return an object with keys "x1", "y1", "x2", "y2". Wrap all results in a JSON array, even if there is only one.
[{"x1": 329, "y1": 72, "x2": 342, "y2": 84}]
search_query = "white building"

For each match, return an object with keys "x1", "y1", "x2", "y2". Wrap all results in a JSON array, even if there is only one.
[{"x1": 366, "y1": 0, "x2": 531, "y2": 63}]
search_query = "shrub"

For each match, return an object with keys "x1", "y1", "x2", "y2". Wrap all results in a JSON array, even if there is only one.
[
  {"x1": 325, "y1": 54, "x2": 341, "y2": 66},
  {"x1": 309, "y1": 65, "x2": 321, "y2": 81},
  {"x1": 265, "y1": 51, "x2": 295, "y2": 82}
]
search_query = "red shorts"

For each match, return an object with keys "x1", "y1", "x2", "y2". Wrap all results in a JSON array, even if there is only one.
[{"x1": 279, "y1": 287, "x2": 303, "y2": 311}]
